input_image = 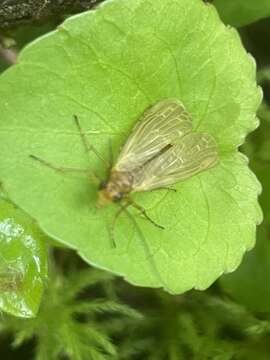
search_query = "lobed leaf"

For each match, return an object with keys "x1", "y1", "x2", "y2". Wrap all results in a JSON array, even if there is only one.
[{"x1": 0, "y1": 0, "x2": 262, "y2": 293}]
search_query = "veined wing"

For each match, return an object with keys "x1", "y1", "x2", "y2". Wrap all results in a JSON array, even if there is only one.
[
  {"x1": 132, "y1": 132, "x2": 219, "y2": 192},
  {"x1": 115, "y1": 99, "x2": 193, "y2": 172}
]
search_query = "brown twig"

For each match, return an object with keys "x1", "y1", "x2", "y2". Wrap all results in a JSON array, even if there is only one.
[{"x1": 0, "y1": 0, "x2": 106, "y2": 30}]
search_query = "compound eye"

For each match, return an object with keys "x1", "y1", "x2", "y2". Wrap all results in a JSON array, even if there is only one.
[
  {"x1": 99, "y1": 181, "x2": 107, "y2": 190},
  {"x1": 113, "y1": 192, "x2": 123, "y2": 202}
]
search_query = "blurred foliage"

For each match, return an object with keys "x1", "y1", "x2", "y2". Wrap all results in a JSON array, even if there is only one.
[
  {"x1": 2, "y1": 259, "x2": 270, "y2": 360},
  {"x1": 213, "y1": 0, "x2": 270, "y2": 27},
  {"x1": 220, "y1": 222, "x2": 270, "y2": 313},
  {"x1": 0, "y1": 255, "x2": 142, "y2": 360},
  {"x1": 1, "y1": 1, "x2": 270, "y2": 359}
]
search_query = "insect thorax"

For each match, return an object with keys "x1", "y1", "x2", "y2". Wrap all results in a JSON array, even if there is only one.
[
  {"x1": 97, "y1": 170, "x2": 134, "y2": 206},
  {"x1": 107, "y1": 170, "x2": 133, "y2": 198}
]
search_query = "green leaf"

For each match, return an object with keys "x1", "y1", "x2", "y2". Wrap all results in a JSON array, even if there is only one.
[
  {"x1": 0, "y1": 198, "x2": 48, "y2": 317},
  {"x1": 219, "y1": 224, "x2": 270, "y2": 313},
  {"x1": 0, "y1": 0, "x2": 262, "y2": 294},
  {"x1": 213, "y1": 0, "x2": 270, "y2": 27}
]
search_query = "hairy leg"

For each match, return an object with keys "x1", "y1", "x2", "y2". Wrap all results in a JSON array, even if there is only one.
[
  {"x1": 127, "y1": 197, "x2": 164, "y2": 230},
  {"x1": 156, "y1": 187, "x2": 177, "y2": 192},
  {"x1": 29, "y1": 114, "x2": 112, "y2": 184},
  {"x1": 29, "y1": 154, "x2": 88, "y2": 175},
  {"x1": 29, "y1": 154, "x2": 100, "y2": 185},
  {"x1": 110, "y1": 201, "x2": 130, "y2": 247}
]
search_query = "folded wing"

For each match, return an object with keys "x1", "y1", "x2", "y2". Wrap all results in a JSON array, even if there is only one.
[
  {"x1": 132, "y1": 133, "x2": 219, "y2": 191},
  {"x1": 115, "y1": 98, "x2": 193, "y2": 172}
]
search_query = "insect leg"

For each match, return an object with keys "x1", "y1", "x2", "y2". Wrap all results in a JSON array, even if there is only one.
[
  {"x1": 151, "y1": 187, "x2": 177, "y2": 192},
  {"x1": 29, "y1": 154, "x2": 100, "y2": 184},
  {"x1": 73, "y1": 115, "x2": 110, "y2": 168},
  {"x1": 162, "y1": 187, "x2": 177, "y2": 192},
  {"x1": 110, "y1": 201, "x2": 130, "y2": 247},
  {"x1": 127, "y1": 198, "x2": 164, "y2": 230}
]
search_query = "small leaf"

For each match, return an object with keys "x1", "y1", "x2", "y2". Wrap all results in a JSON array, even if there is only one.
[
  {"x1": 0, "y1": 198, "x2": 48, "y2": 317},
  {"x1": 0, "y1": 0, "x2": 262, "y2": 293},
  {"x1": 213, "y1": 0, "x2": 270, "y2": 27}
]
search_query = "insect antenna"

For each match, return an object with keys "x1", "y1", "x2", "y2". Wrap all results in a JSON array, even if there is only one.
[
  {"x1": 73, "y1": 115, "x2": 110, "y2": 169},
  {"x1": 29, "y1": 154, "x2": 100, "y2": 185},
  {"x1": 29, "y1": 114, "x2": 113, "y2": 185}
]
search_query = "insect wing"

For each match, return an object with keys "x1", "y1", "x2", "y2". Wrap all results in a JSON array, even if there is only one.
[
  {"x1": 115, "y1": 99, "x2": 193, "y2": 172},
  {"x1": 132, "y1": 132, "x2": 219, "y2": 191}
]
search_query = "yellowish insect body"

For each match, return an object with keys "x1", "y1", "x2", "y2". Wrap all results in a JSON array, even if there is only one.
[
  {"x1": 30, "y1": 99, "x2": 219, "y2": 239},
  {"x1": 97, "y1": 170, "x2": 133, "y2": 207},
  {"x1": 97, "y1": 98, "x2": 219, "y2": 212}
]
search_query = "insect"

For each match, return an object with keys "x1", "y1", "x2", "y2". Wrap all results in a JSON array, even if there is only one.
[{"x1": 30, "y1": 98, "x2": 219, "y2": 243}]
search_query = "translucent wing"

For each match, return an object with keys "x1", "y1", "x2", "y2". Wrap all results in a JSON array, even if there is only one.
[
  {"x1": 115, "y1": 99, "x2": 193, "y2": 172},
  {"x1": 132, "y1": 132, "x2": 219, "y2": 191}
]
